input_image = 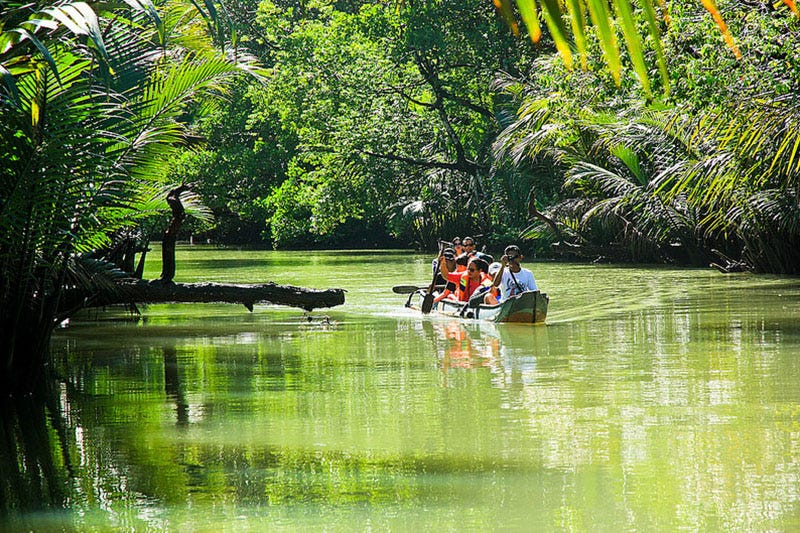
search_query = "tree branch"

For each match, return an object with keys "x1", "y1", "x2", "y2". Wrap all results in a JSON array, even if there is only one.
[
  {"x1": 361, "y1": 149, "x2": 474, "y2": 173},
  {"x1": 381, "y1": 84, "x2": 436, "y2": 108},
  {"x1": 528, "y1": 192, "x2": 562, "y2": 240},
  {"x1": 435, "y1": 84, "x2": 494, "y2": 121}
]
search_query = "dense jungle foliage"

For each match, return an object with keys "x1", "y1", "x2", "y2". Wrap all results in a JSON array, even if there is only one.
[
  {"x1": 169, "y1": 0, "x2": 800, "y2": 274},
  {"x1": 2, "y1": 0, "x2": 800, "y2": 392}
]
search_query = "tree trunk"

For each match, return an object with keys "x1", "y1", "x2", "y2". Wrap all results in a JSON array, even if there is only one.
[
  {"x1": 528, "y1": 192, "x2": 562, "y2": 240},
  {"x1": 160, "y1": 185, "x2": 188, "y2": 283},
  {"x1": 59, "y1": 280, "x2": 345, "y2": 313}
]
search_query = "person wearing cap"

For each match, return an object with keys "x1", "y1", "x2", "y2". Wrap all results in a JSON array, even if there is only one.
[
  {"x1": 432, "y1": 247, "x2": 457, "y2": 286},
  {"x1": 434, "y1": 249, "x2": 465, "y2": 303},
  {"x1": 487, "y1": 261, "x2": 503, "y2": 302},
  {"x1": 484, "y1": 245, "x2": 538, "y2": 305}
]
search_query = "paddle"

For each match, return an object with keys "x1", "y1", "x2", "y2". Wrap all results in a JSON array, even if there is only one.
[
  {"x1": 392, "y1": 285, "x2": 425, "y2": 294},
  {"x1": 393, "y1": 284, "x2": 446, "y2": 295},
  {"x1": 421, "y1": 242, "x2": 443, "y2": 314}
]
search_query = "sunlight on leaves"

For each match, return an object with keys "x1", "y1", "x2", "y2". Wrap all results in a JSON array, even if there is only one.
[
  {"x1": 494, "y1": 0, "x2": 745, "y2": 94},
  {"x1": 699, "y1": 0, "x2": 741, "y2": 59}
]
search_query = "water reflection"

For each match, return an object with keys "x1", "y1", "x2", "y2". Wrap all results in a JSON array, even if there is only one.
[
  {"x1": 432, "y1": 321, "x2": 499, "y2": 371},
  {"x1": 163, "y1": 344, "x2": 189, "y2": 425},
  {"x1": 0, "y1": 388, "x2": 72, "y2": 520},
  {"x1": 2, "y1": 251, "x2": 800, "y2": 530}
]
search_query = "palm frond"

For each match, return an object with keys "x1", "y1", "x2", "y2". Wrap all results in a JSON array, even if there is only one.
[
  {"x1": 565, "y1": 161, "x2": 642, "y2": 198},
  {"x1": 497, "y1": 0, "x2": 763, "y2": 95}
]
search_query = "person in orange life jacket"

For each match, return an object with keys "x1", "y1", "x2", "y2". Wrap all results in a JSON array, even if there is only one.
[
  {"x1": 464, "y1": 259, "x2": 501, "y2": 309},
  {"x1": 437, "y1": 254, "x2": 485, "y2": 303},
  {"x1": 484, "y1": 245, "x2": 538, "y2": 305},
  {"x1": 455, "y1": 257, "x2": 491, "y2": 302},
  {"x1": 434, "y1": 253, "x2": 469, "y2": 303}
]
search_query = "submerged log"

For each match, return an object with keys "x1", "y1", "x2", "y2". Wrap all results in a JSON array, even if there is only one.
[{"x1": 60, "y1": 280, "x2": 345, "y2": 314}]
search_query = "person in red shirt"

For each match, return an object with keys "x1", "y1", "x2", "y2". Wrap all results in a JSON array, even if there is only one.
[
  {"x1": 434, "y1": 252, "x2": 466, "y2": 303},
  {"x1": 455, "y1": 257, "x2": 491, "y2": 302}
]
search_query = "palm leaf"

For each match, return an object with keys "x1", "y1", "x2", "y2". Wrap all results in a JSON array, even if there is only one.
[
  {"x1": 586, "y1": 0, "x2": 622, "y2": 85},
  {"x1": 611, "y1": 0, "x2": 649, "y2": 95},
  {"x1": 639, "y1": 0, "x2": 669, "y2": 94},
  {"x1": 539, "y1": 0, "x2": 574, "y2": 70},
  {"x1": 515, "y1": 0, "x2": 542, "y2": 43},
  {"x1": 0, "y1": 63, "x2": 22, "y2": 109},
  {"x1": 494, "y1": 0, "x2": 758, "y2": 94},
  {"x1": 699, "y1": 0, "x2": 741, "y2": 59},
  {"x1": 565, "y1": 0, "x2": 588, "y2": 69},
  {"x1": 41, "y1": 2, "x2": 112, "y2": 68},
  {"x1": 565, "y1": 161, "x2": 641, "y2": 198},
  {"x1": 780, "y1": 0, "x2": 799, "y2": 15},
  {"x1": 610, "y1": 144, "x2": 646, "y2": 185}
]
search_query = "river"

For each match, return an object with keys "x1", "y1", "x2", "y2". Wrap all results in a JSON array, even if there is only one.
[{"x1": 2, "y1": 246, "x2": 799, "y2": 530}]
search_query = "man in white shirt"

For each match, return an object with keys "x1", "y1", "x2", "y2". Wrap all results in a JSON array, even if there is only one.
[{"x1": 484, "y1": 245, "x2": 537, "y2": 304}]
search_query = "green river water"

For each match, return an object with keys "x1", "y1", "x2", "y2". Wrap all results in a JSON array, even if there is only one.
[{"x1": 2, "y1": 246, "x2": 800, "y2": 531}]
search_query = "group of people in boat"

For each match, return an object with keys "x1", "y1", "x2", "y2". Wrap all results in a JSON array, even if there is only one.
[{"x1": 431, "y1": 236, "x2": 538, "y2": 308}]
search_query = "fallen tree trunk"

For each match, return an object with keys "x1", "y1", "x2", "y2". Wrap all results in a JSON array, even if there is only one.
[
  {"x1": 59, "y1": 280, "x2": 345, "y2": 314},
  {"x1": 56, "y1": 188, "x2": 346, "y2": 317}
]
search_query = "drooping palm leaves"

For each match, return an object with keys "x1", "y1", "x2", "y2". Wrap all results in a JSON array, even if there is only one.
[
  {"x1": 654, "y1": 97, "x2": 800, "y2": 272},
  {"x1": 1, "y1": 0, "x2": 254, "y2": 393},
  {"x1": 494, "y1": 71, "x2": 800, "y2": 271},
  {"x1": 495, "y1": 97, "x2": 729, "y2": 263}
]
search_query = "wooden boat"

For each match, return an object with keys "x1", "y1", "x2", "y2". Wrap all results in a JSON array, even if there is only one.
[{"x1": 405, "y1": 289, "x2": 548, "y2": 324}]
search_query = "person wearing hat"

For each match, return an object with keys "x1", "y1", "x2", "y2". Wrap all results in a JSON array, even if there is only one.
[
  {"x1": 432, "y1": 247, "x2": 457, "y2": 286},
  {"x1": 433, "y1": 248, "x2": 466, "y2": 303},
  {"x1": 484, "y1": 245, "x2": 538, "y2": 305}
]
